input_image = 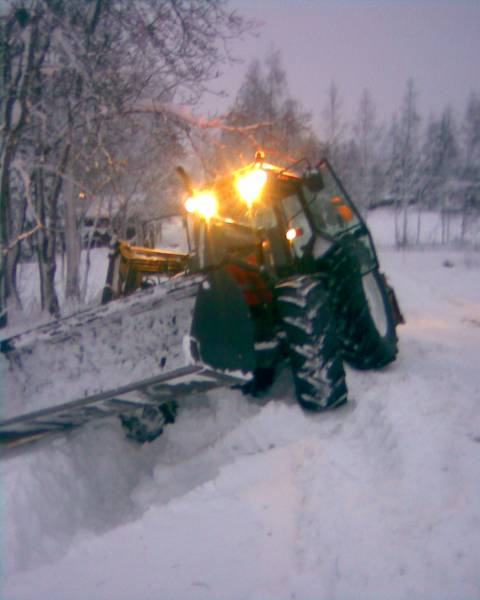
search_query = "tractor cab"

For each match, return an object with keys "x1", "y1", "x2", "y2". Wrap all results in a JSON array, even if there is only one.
[
  {"x1": 183, "y1": 155, "x2": 378, "y2": 279},
  {"x1": 102, "y1": 155, "x2": 381, "y2": 303}
]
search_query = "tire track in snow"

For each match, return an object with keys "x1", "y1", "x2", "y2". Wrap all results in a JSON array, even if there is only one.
[
  {"x1": 4, "y1": 381, "x2": 308, "y2": 576},
  {"x1": 283, "y1": 361, "x2": 408, "y2": 597},
  {"x1": 3, "y1": 389, "x2": 262, "y2": 575}
]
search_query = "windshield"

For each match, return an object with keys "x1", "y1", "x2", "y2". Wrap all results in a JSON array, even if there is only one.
[
  {"x1": 216, "y1": 182, "x2": 277, "y2": 230},
  {"x1": 303, "y1": 165, "x2": 361, "y2": 237},
  {"x1": 142, "y1": 215, "x2": 189, "y2": 252},
  {"x1": 304, "y1": 162, "x2": 377, "y2": 273}
]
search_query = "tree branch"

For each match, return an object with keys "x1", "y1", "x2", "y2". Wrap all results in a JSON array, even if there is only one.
[{"x1": 124, "y1": 99, "x2": 274, "y2": 133}]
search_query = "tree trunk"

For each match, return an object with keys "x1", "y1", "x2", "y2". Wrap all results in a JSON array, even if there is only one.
[
  {"x1": 461, "y1": 202, "x2": 468, "y2": 242},
  {"x1": 5, "y1": 185, "x2": 28, "y2": 310},
  {"x1": 37, "y1": 232, "x2": 60, "y2": 316},
  {"x1": 0, "y1": 11, "x2": 41, "y2": 325},
  {"x1": 64, "y1": 176, "x2": 81, "y2": 301},
  {"x1": 0, "y1": 135, "x2": 15, "y2": 326},
  {"x1": 394, "y1": 200, "x2": 400, "y2": 246},
  {"x1": 416, "y1": 205, "x2": 422, "y2": 245},
  {"x1": 0, "y1": 164, "x2": 11, "y2": 326},
  {"x1": 41, "y1": 144, "x2": 72, "y2": 315},
  {"x1": 5, "y1": 243, "x2": 22, "y2": 309},
  {"x1": 0, "y1": 257, "x2": 7, "y2": 328},
  {"x1": 35, "y1": 167, "x2": 60, "y2": 317},
  {"x1": 401, "y1": 199, "x2": 409, "y2": 247}
]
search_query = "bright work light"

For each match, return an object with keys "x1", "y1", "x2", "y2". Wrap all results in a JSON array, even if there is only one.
[
  {"x1": 286, "y1": 227, "x2": 303, "y2": 241},
  {"x1": 286, "y1": 228, "x2": 297, "y2": 241},
  {"x1": 236, "y1": 169, "x2": 267, "y2": 207},
  {"x1": 185, "y1": 191, "x2": 217, "y2": 220}
]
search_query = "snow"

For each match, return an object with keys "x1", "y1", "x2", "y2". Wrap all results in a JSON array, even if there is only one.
[
  {"x1": 4, "y1": 249, "x2": 109, "y2": 333},
  {"x1": 2, "y1": 278, "x2": 201, "y2": 420},
  {"x1": 367, "y1": 207, "x2": 480, "y2": 248},
  {"x1": 2, "y1": 211, "x2": 480, "y2": 600}
]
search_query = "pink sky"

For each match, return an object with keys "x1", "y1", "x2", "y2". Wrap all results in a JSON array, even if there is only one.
[{"x1": 199, "y1": 0, "x2": 480, "y2": 132}]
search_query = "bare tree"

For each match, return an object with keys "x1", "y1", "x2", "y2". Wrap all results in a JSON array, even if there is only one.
[
  {"x1": 418, "y1": 107, "x2": 458, "y2": 243},
  {"x1": 321, "y1": 81, "x2": 347, "y2": 167},
  {"x1": 216, "y1": 50, "x2": 317, "y2": 171},
  {"x1": 0, "y1": 5, "x2": 45, "y2": 323},
  {"x1": 462, "y1": 93, "x2": 480, "y2": 181},
  {"x1": 458, "y1": 94, "x2": 480, "y2": 243},
  {"x1": 422, "y1": 108, "x2": 458, "y2": 204},
  {"x1": 351, "y1": 89, "x2": 384, "y2": 210},
  {"x1": 0, "y1": 0, "x2": 253, "y2": 326},
  {"x1": 387, "y1": 78, "x2": 422, "y2": 247}
]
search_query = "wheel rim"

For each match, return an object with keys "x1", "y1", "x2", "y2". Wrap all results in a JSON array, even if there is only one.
[{"x1": 362, "y1": 272, "x2": 388, "y2": 337}]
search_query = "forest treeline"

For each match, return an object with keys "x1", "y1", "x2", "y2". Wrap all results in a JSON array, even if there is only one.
[
  {"x1": 216, "y1": 52, "x2": 480, "y2": 250},
  {"x1": 1, "y1": 2, "x2": 479, "y2": 323}
]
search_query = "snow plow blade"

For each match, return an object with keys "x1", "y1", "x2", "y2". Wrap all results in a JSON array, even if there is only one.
[{"x1": 0, "y1": 268, "x2": 256, "y2": 446}]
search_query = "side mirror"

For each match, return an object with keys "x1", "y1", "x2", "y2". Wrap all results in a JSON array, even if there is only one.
[{"x1": 302, "y1": 169, "x2": 324, "y2": 192}]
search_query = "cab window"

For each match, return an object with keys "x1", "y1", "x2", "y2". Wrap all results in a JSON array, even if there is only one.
[
  {"x1": 302, "y1": 169, "x2": 360, "y2": 237},
  {"x1": 281, "y1": 194, "x2": 313, "y2": 258}
]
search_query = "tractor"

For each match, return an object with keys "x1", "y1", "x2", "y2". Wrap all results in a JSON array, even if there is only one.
[{"x1": 97, "y1": 152, "x2": 403, "y2": 442}]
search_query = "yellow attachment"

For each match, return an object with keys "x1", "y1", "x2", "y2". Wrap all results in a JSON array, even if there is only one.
[
  {"x1": 114, "y1": 242, "x2": 189, "y2": 298},
  {"x1": 119, "y1": 242, "x2": 188, "y2": 269},
  {"x1": 235, "y1": 169, "x2": 267, "y2": 208},
  {"x1": 185, "y1": 191, "x2": 217, "y2": 220}
]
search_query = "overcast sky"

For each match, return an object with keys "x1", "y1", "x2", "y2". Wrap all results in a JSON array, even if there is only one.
[{"x1": 200, "y1": 0, "x2": 480, "y2": 135}]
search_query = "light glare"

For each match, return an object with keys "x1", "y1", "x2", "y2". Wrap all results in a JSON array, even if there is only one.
[
  {"x1": 185, "y1": 196, "x2": 197, "y2": 213},
  {"x1": 286, "y1": 228, "x2": 297, "y2": 241},
  {"x1": 236, "y1": 169, "x2": 267, "y2": 206},
  {"x1": 185, "y1": 192, "x2": 217, "y2": 220}
]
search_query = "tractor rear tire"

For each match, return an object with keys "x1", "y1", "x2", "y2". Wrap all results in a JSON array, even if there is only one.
[
  {"x1": 276, "y1": 276, "x2": 347, "y2": 411},
  {"x1": 327, "y1": 245, "x2": 398, "y2": 369},
  {"x1": 119, "y1": 401, "x2": 177, "y2": 444}
]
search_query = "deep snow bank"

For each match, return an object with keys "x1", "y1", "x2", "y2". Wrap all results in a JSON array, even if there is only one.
[{"x1": 2, "y1": 231, "x2": 480, "y2": 599}]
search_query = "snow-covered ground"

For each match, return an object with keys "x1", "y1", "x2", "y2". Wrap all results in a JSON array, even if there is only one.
[
  {"x1": 367, "y1": 207, "x2": 480, "y2": 249},
  {"x1": 1, "y1": 213, "x2": 480, "y2": 600}
]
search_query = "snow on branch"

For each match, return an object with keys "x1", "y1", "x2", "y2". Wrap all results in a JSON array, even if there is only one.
[
  {"x1": 6, "y1": 224, "x2": 43, "y2": 252},
  {"x1": 125, "y1": 99, "x2": 273, "y2": 133}
]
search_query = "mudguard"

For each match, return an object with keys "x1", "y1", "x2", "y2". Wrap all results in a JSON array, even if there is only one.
[{"x1": 191, "y1": 267, "x2": 256, "y2": 374}]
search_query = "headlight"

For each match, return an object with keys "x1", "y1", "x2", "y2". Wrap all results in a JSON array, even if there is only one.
[{"x1": 185, "y1": 191, "x2": 217, "y2": 220}]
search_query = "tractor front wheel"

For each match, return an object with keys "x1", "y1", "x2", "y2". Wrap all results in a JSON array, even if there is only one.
[{"x1": 328, "y1": 246, "x2": 398, "y2": 369}]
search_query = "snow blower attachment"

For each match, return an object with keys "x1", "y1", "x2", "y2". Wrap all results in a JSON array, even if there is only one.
[
  {"x1": 0, "y1": 270, "x2": 256, "y2": 446},
  {"x1": 0, "y1": 154, "x2": 403, "y2": 448}
]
